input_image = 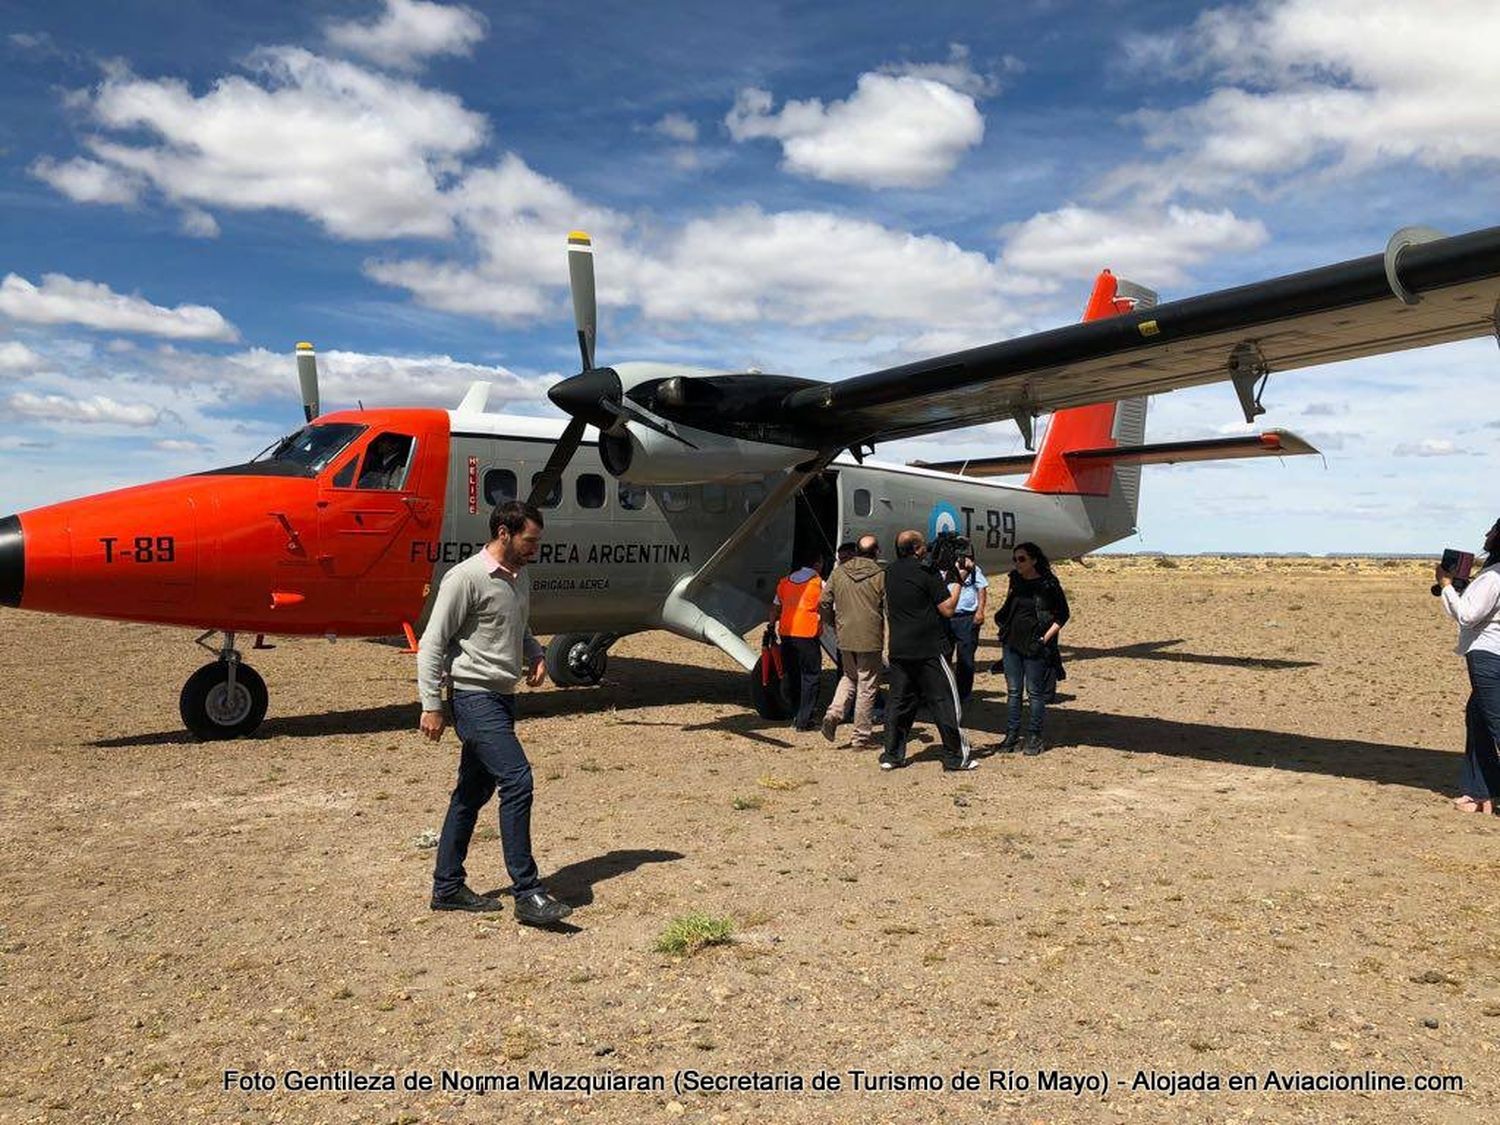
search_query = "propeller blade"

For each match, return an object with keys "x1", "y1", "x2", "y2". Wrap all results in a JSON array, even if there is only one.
[
  {"x1": 527, "y1": 416, "x2": 588, "y2": 508},
  {"x1": 295, "y1": 341, "x2": 320, "y2": 423},
  {"x1": 567, "y1": 231, "x2": 597, "y2": 371}
]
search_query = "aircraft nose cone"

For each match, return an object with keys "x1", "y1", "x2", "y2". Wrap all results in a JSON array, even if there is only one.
[
  {"x1": 0, "y1": 515, "x2": 22, "y2": 608},
  {"x1": 548, "y1": 366, "x2": 621, "y2": 430}
]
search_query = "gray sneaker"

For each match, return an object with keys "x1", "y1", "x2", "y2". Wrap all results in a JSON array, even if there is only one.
[{"x1": 1023, "y1": 734, "x2": 1044, "y2": 756}]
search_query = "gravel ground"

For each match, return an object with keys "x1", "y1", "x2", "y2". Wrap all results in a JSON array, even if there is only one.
[{"x1": 1, "y1": 557, "x2": 1496, "y2": 1124}]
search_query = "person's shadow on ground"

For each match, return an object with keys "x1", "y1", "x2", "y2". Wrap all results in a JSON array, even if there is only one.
[{"x1": 482, "y1": 847, "x2": 683, "y2": 906}]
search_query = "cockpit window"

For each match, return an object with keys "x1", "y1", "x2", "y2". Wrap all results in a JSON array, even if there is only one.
[
  {"x1": 258, "y1": 423, "x2": 366, "y2": 472},
  {"x1": 355, "y1": 433, "x2": 415, "y2": 490}
]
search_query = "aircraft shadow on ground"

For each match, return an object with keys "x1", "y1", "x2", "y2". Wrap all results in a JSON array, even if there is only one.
[
  {"x1": 89, "y1": 653, "x2": 1450, "y2": 795},
  {"x1": 1056, "y1": 637, "x2": 1318, "y2": 671},
  {"x1": 88, "y1": 653, "x2": 748, "y2": 747}
]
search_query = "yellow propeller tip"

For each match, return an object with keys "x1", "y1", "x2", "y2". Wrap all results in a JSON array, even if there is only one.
[
  {"x1": 567, "y1": 230, "x2": 592, "y2": 245},
  {"x1": 295, "y1": 341, "x2": 315, "y2": 351}
]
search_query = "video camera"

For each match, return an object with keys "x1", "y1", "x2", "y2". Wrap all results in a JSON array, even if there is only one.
[
  {"x1": 925, "y1": 531, "x2": 973, "y2": 583},
  {"x1": 1431, "y1": 548, "x2": 1474, "y2": 597}
]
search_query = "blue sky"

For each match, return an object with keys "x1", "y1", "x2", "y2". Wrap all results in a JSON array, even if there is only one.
[{"x1": 1, "y1": 0, "x2": 1497, "y2": 552}]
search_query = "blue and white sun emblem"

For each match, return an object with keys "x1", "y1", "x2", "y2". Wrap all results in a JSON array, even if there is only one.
[{"x1": 928, "y1": 501, "x2": 961, "y2": 540}]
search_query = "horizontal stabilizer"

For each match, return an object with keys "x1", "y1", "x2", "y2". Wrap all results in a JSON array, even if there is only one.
[{"x1": 911, "y1": 429, "x2": 1319, "y2": 478}]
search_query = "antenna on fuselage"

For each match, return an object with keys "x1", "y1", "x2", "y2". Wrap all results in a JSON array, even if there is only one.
[{"x1": 295, "y1": 342, "x2": 320, "y2": 423}]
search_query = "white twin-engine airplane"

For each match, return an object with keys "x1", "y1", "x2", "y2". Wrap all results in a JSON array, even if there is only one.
[{"x1": 3, "y1": 224, "x2": 1498, "y2": 737}]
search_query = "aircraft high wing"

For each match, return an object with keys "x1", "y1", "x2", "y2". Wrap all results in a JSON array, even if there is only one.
[{"x1": 542, "y1": 224, "x2": 1500, "y2": 467}]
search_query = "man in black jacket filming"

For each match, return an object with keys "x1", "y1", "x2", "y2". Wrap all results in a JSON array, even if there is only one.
[{"x1": 879, "y1": 529, "x2": 976, "y2": 772}]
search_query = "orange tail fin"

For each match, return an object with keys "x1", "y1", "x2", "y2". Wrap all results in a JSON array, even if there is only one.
[{"x1": 1024, "y1": 271, "x2": 1149, "y2": 496}]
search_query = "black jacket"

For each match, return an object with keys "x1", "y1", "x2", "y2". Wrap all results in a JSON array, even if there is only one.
[{"x1": 994, "y1": 571, "x2": 1071, "y2": 658}]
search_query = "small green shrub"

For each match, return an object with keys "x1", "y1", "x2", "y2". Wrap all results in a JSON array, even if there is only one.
[{"x1": 653, "y1": 913, "x2": 734, "y2": 955}]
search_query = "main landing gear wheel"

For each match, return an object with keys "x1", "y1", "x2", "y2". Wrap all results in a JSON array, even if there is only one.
[
  {"x1": 179, "y1": 660, "x2": 268, "y2": 740},
  {"x1": 545, "y1": 633, "x2": 611, "y2": 687}
]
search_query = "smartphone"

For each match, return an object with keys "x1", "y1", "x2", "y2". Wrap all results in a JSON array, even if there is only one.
[{"x1": 1440, "y1": 548, "x2": 1475, "y2": 581}]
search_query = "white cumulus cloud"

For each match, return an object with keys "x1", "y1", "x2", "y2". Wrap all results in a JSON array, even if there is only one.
[
  {"x1": 29, "y1": 156, "x2": 143, "y2": 204},
  {"x1": 60, "y1": 48, "x2": 487, "y2": 239},
  {"x1": 1109, "y1": 0, "x2": 1500, "y2": 201},
  {"x1": 0, "y1": 274, "x2": 238, "y2": 341},
  {"x1": 651, "y1": 113, "x2": 699, "y2": 143},
  {"x1": 1393, "y1": 438, "x2": 1463, "y2": 457},
  {"x1": 999, "y1": 205, "x2": 1269, "y2": 286},
  {"x1": 0, "y1": 341, "x2": 44, "y2": 371},
  {"x1": 325, "y1": 0, "x2": 486, "y2": 72},
  {"x1": 7, "y1": 391, "x2": 159, "y2": 427},
  {"x1": 725, "y1": 72, "x2": 985, "y2": 189}
]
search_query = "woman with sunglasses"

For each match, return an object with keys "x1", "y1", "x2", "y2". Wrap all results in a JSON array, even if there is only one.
[{"x1": 992, "y1": 542, "x2": 1070, "y2": 755}]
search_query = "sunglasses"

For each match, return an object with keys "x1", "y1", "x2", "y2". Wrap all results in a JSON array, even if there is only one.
[{"x1": 1012, "y1": 555, "x2": 1030, "y2": 563}]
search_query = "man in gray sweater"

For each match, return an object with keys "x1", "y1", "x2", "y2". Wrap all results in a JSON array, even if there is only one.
[{"x1": 418, "y1": 499, "x2": 572, "y2": 926}]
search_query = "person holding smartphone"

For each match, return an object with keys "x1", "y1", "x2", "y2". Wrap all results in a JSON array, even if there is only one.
[{"x1": 1438, "y1": 518, "x2": 1500, "y2": 814}]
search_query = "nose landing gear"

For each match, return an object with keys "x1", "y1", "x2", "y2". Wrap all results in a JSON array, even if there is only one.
[
  {"x1": 544, "y1": 632, "x2": 616, "y2": 687},
  {"x1": 180, "y1": 631, "x2": 269, "y2": 740}
]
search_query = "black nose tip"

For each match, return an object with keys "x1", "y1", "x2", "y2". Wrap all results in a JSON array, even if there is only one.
[{"x1": 0, "y1": 515, "x2": 22, "y2": 608}]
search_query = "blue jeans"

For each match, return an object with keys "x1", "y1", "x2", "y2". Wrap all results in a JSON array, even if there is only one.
[
  {"x1": 1003, "y1": 644, "x2": 1049, "y2": 736},
  {"x1": 950, "y1": 612, "x2": 979, "y2": 705},
  {"x1": 1461, "y1": 651, "x2": 1500, "y2": 801},
  {"x1": 433, "y1": 691, "x2": 540, "y2": 899}
]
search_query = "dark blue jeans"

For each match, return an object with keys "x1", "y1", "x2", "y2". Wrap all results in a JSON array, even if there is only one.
[
  {"x1": 433, "y1": 691, "x2": 540, "y2": 899},
  {"x1": 950, "y1": 612, "x2": 979, "y2": 705},
  {"x1": 782, "y1": 636, "x2": 822, "y2": 729},
  {"x1": 1003, "y1": 644, "x2": 1049, "y2": 736},
  {"x1": 1461, "y1": 651, "x2": 1500, "y2": 801}
]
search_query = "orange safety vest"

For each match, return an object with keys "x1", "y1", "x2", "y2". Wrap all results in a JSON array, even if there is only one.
[{"x1": 776, "y1": 572, "x2": 823, "y2": 638}]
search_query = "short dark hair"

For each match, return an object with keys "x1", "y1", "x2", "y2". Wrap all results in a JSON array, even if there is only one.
[
  {"x1": 490, "y1": 499, "x2": 544, "y2": 539},
  {"x1": 836, "y1": 541, "x2": 857, "y2": 560}
]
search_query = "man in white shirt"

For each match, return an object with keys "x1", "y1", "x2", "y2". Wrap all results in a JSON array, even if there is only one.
[{"x1": 1438, "y1": 518, "x2": 1500, "y2": 814}]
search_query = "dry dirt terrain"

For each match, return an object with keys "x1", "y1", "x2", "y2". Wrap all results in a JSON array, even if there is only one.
[{"x1": 2, "y1": 557, "x2": 1498, "y2": 1124}]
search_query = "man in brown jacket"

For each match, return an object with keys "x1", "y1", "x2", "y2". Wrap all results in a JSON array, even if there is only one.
[{"x1": 819, "y1": 534, "x2": 885, "y2": 747}]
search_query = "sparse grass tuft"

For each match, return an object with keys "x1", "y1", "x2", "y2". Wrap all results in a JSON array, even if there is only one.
[
  {"x1": 731, "y1": 795, "x2": 764, "y2": 811},
  {"x1": 653, "y1": 913, "x2": 734, "y2": 955},
  {"x1": 756, "y1": 774, "x2": 810, "y2": 791}
]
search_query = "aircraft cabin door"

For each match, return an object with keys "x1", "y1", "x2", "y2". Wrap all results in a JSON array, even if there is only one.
[
  {"x1": 791, "y1": 470, "x2": 840, "y2": 571},
  {"x1": 317, "y1": 430, "x2": 418, "y2": 583}
]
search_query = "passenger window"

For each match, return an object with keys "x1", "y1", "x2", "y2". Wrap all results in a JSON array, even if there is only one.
[
  {"x1": 660, "y1": 487, "x2": 690, "y2": 512},
  {"x1": 742, "y1": 481, "x2": 766, "y2": 514},
  {"x1": 355, "y1": 433, "x2": 415, "y2": 490},
  {"x1": 702, "y1": 483, "x2": 727, "y2": 513},
  {"x1": 853, "y1": 488, "x2": 872, "y2": 517},
  {"x1": 530, "y1": 472, "x2": 561, "y2": 509},
  {"x1": 619, "y1": 483, "x2": 649, "y2": 511},
  {"x1": 577, "y1": 473, "x2": 606, "y2": 509},
  {"x1": 330, "y1": 456, "x2": 357, "y2": 489},
  {"x1": 484, "y1": 469, "x2": 517, "y2": 505}
]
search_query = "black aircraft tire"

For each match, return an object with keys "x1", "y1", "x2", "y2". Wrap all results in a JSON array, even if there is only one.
[
  {"x1": 179, "y1": 662, "x2": 268, "y2": 740},
  {"x1": 546, "y1": 634, "x2": 605, "y2": 687},
  {"x1": 750, "y1": 651, "x2": 795, "y2": 721}
]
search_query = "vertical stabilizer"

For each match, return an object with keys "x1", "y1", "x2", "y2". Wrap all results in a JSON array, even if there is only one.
[{"x1": 1024, "y1": 272, "x2": 1154, "y2": 520}]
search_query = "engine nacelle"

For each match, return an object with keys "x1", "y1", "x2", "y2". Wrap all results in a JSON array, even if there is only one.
[{"x1": 599, "y1": 422, "x2": 813, "y2": 484}]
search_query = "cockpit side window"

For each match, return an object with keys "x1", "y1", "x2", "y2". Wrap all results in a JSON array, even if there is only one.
[{"x1": 354, "y1": 433, "x2": 416, "y2": 491}]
